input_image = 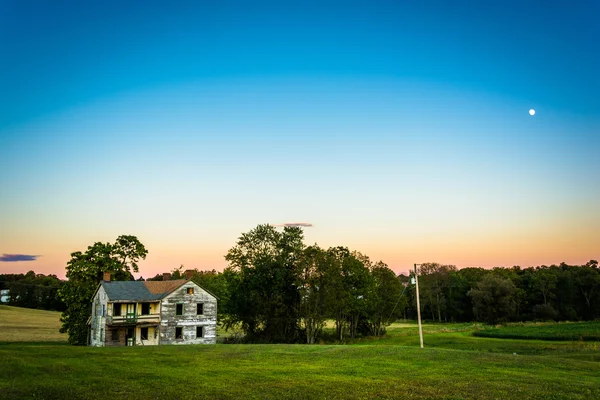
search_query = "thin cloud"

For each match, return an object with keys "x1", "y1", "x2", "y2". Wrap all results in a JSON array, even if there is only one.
[
  {"x1": 0, "y1": 254, "x2": 40, "y2": 262},
  {"x1": 272, "y1": 222, "x2": 314, "y2": 228}
]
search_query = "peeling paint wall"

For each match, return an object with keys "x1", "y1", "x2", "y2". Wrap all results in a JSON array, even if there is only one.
[
  {"x1": 160, "y1": 282, "x2": 218, "y2": 345},
  {"x1": 90, "y1": 286, "x2": 108, "y2": 347},
  {"x1": 135, "y1": 326, "x2": 159, "y2": 346}
]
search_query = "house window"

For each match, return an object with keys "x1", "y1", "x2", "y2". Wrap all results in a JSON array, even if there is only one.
[
  {"x1": 197, "y1": 303, "x2": 204, "y2": 315},
  {"x1": 102, "y1": 305, "x2": 106, "y2": 317},
  {"x1": 141, "y1": 327, "x2": 149, "y2": 340},
  {"x1": 176, "y1": 304, "x2": 183, "y2": 315},
  {"x1": 114, "y1": 303, "x2": 121, "y2": 316},
  {"x1": 175, "y1": 327, "x2": 183, "y2": 339},
  {"x1": 112, "y1": 330, "x2": 119, "y2": 341},
  {"x1": 196, "y1": 326, "x2": 203, "y2": 338},
  {"x1": 187, "y1": 287, "x2": 194, "y2": 295},
  {"x1": 141, "y1": 303, "x2": 150, "y2": 315}
]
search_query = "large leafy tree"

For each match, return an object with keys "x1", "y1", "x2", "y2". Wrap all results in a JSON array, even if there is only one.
[
  {"x1": 365, "y1": 261, "x2": 405, "y2": 336},
  {"x1": 297, "y1": 245, "x2": 335, "y2": 344},
  {"x1": 325, "y1": 247, "x2": 372, "y2": 340},
  {"x1": 58, "y1": 235, "x2": 147, "y2": 345},
  {"x1": 225, "y1": 224, "x2": 304, "y2": 342}
]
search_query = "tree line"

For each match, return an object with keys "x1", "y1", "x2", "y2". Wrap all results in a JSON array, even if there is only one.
[
  {"x1": 0, "y1": 271, "x2": 65, "y2": 311},
  {"x1": 410, "y1": 260, "x2": 600, "y2": 324}
]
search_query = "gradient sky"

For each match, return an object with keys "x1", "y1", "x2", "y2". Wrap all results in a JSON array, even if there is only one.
[{"x1": 1, "y1": 0, "x2": 599, "y2": 279}]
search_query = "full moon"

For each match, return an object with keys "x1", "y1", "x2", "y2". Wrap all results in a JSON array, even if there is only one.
[{"x1": 529, "y1": 109, "x2": 536, "y2": 116}]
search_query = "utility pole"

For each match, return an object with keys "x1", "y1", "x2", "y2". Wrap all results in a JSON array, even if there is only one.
[{"x1": 414, "y1": 263, "x2": 424, "y2": 348}]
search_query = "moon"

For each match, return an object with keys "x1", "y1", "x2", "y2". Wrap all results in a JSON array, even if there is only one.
[{"x1": 529, "y1": 109, "x2": 536, "y2": 116}]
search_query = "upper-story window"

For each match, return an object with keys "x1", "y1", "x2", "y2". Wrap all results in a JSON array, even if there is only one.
[
  {"x1": 187, "y1": 287, "x2": 194, "y2": 295},
  {"x1": 176, "y1": 303, "x2": 183, "y2": 315},
  {"x1": 114, "y1": 303, "x2": 122, "y2": 316},
  {"x1": 141, "y1": 303, "x2": 150, "y2": 315},
  {"x1": 197, "y1": 303, "x2": 204, "y2": 315}
]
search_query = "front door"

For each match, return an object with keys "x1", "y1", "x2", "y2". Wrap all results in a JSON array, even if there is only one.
[{"x1": 126, "y1": 327, "x2": 135, "y2": 346}]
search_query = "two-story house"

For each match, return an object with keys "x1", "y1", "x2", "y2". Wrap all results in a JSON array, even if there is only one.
[{"x1": 89, "y1": 272, "x2": 217, "y2": 346}]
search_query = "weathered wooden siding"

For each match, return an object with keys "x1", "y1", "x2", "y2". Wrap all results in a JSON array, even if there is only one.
[
  {"x1": 104, "y1": 328, "x2": 127, "y2": 346},
  {"x1": 90, "y1": 286, "x2": 108, "y2": 347},
  {"x1": 160, "y1": 282, "x2": 218, "y2": 345}
]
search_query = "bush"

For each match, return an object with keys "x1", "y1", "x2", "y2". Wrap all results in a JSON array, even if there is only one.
[{"x1": 532, "y1": 304, "x2": 558, "y2": 321}]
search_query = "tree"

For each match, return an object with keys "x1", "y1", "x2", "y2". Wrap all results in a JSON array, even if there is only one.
[
  {"x1": 445, "y1": 270, "x2": 471, "y2": 322},
  {"x1": 297, "y1": 245, "x2": 334, "y2": 344},
  {"x1": 325, "y1": 247, "x2": 372, "y2": 340},
  {"x1": 343, "y1": 251, "x2": 373, "y2": 339},
  {"x1": 224, "y1": 224, "x2": 304, "y2": 342},
  {"x1": 573, "y1": 265, "x2": 600, "y2": 319},
  {"x1": 58, "y1": 235, "x2": 147, "y2": 345},
  {"x1": 530, "y1": 267, "x2": 558, "y2": 307},
  {"x1": 365, "y1": 261, "x2": 405, "y2": 336},
  {"x1": 468, "y1": 274, "x2": 516, "y2": 324},
  {"x1": 418, "y1": 263, "x2": 456, "y2": 322}
]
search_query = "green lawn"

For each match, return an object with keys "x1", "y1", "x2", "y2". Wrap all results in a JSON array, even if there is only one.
[
  {"x1": 1, "y1": 308, "x2": 599, "y2": 399},
  {"x1": 473, "y1": 321, "x2": 600, "y2": 341},
  {"x1": 351, "y1": 321, "x2": 600, "y2": 362}
]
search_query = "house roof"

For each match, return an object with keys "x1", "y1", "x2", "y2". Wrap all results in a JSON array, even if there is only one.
[{"x1": 100, "y1": 280, "x2": 187, "y2": 301}]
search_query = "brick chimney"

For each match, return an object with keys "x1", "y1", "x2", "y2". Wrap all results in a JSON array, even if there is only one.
[
  {"x1": 162, "y1": 272, "x2": 171, "y2": 281},
  {"x1": 103, "y1": 272, "x2": 111, "y2": 282},
  {"x1": 184, "y1": 269, "x2": 195, "y2": 280}
]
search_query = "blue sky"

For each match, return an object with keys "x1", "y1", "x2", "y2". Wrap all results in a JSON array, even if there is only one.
[{"x1": 1, "y1": 0, "x2": 598, "y2": 278}]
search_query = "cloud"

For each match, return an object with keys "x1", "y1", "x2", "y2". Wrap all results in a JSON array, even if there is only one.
[
  {"x1": 272, "y1": 222, "x2": 314, "y2": 228},
  {"x1": 0, "y1": 254, "x2": 40, "y2": 262}
]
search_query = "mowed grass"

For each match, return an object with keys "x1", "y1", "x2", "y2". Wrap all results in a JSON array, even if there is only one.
[
  {"x1": 473, "y1": 321, "x2": 600, "y2": 341},
  {"x1": 1, "y1": 308, "x2": 599, "y2": 399},
  {"x1": 0, "y1": 305, "x2": 67, "y2": 342},
  {"x1": 2, "y1": 341, "x2": 599, "y2": 399},
  {"x1": 350, "y1": 321, "x2": 600, "y2": 362}
]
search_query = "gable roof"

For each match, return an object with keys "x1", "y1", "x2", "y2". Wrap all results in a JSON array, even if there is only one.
[{"x1": 100, "y1": 280, "x2": 187, "y2": 301}]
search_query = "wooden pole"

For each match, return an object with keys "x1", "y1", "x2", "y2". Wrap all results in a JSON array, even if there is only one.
[{"x1": 414, "y1": 263, "x2": 424, "y2": 348}]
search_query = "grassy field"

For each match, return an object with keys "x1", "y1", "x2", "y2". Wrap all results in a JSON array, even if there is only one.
[
  {"x1": 349, "y1": 322, "x2": 600, "y2": 362},
  {"x1": 0, "y1": 305, "x2": 67, "y2": 342},
  {"x1": 1, "y1": 307, "x2": 599, "y2": 399},
  {"x1": 473, "y1": 321, "x2": 600, "y2": 341}
]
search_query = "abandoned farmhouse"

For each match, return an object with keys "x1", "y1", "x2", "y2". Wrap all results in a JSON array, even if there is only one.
[{"x1": 89, "y1": 272, "x2": 217, "y2": 346}]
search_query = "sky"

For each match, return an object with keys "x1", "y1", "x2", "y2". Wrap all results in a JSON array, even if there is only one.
[{"x1": 1, "y1": 0, "x2": 599, "y2": 279}]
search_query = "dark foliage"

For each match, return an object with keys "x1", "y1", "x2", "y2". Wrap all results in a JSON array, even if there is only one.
[{"x1": 0, "y1": 272, "x2": 65, "y2": 311}]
